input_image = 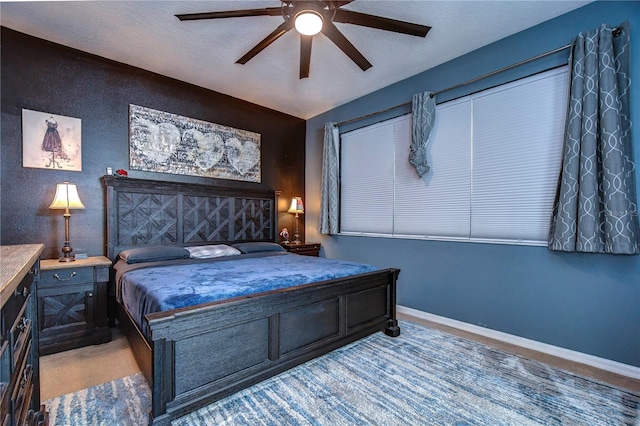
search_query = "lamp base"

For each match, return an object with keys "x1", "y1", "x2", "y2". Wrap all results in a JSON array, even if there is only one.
[
  {"x1": 292, "y1": 214, "x2": 302, "y2": 244},
  {"x1": 59, "y1": 241, "x2": 75, "y2": 262}
]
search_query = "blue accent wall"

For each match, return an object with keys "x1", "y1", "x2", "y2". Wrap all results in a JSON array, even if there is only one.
[{"x1": 305, "y1": 1, "x2": 640, "y2": 367}]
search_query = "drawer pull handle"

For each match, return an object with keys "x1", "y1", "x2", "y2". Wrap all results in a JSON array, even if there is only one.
[
  {"x1": 20, "y1": 368, "x2": 29, "y2": 388},
  {"x1": 13, "y1": 286, "x2": 28, "y2": 297},
  {"x1": 53, "y1": 271, "x2": 77, "y2": 282},
  {"x1": 16, "y1": 317, "x2": 28, "y2": 333}
]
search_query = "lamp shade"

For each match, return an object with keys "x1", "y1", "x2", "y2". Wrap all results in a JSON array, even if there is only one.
[
  {"x1": 287, "y1": 197, "x2": 304, "y2": 214},
  {"x1": 294, "y1": 10, "x2": 323, "y2": 36},
  {"x1": 49, "y1": 182, "x2": 85, "y2": 210}
]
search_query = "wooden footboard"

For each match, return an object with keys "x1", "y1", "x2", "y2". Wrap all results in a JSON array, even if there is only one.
[{"x1": 126, "y1": 267, "x2": 400, "y2": 425}]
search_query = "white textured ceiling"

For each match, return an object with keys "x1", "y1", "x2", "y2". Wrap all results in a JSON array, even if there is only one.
[{"x1": 1, "y1": 1, "x2": 590, "y2": 119}]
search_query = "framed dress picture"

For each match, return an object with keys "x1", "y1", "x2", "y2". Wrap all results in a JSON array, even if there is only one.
[{"x1": 22, "y1": 109, "x2": 82, "y2": 171}]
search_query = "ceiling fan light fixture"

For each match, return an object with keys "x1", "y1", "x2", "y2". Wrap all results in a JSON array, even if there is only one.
[
  {"x1": 177, "y1": 0, "x2": 432, "y2": 78},
  {"x1": 294, "y1": 10, "x2": 323, "y2": 36}
]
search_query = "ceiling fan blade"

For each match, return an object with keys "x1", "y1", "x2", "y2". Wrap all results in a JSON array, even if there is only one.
[
  {"x1": 300, "y1": 35, "x2": 313, "y2": 79},
  {"x1": 176, "y1": 7, "x2": 282, "y2": 21},
  {"x1": 333, "y1": 9, "x2": 431, "y2": 37},
  {"x1": 322, "y1": 22, "x2": 372, "y2": 71},
  {"x1": 237, "y1": 21, "x2": 294, "y2": 65}
]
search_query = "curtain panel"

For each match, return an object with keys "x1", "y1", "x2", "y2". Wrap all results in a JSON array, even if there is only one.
[
  {"x1": 319, "y1": 122, "x2": 340, "y2": 235},
  {"x1": 409, "y1": 91, "x2": 436, "y2": 177},
  {"x1": 549, "y1": 21, "x2": 639, "y2": 254}
]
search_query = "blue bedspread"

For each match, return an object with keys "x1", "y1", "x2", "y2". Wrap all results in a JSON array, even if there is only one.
[{"x1": 117, "y1": 252, "x2": 377, "y2": 338}]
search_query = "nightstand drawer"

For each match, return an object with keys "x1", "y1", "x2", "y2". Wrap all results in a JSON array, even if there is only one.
[
  {"x1": 287, "y1": 244, "x2": 320, "y2": 254},
  {"x1": 39, "y1": 267, "x2": 93, "y2": 287},
  {"x1": 280, "y1": 242, "x2": 321, "y2": 257}
]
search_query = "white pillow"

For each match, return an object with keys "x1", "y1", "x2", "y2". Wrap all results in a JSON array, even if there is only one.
[{"x1": 186, "y1": 244, "x2": 241, "y2": 259}]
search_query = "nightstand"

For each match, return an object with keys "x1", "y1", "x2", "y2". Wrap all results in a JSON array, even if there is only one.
[
  {"x1": 280, "y1": 242, "x2": 321, "y2": 257},
  {"x1": 38, "y1": 256, "x2": 112, "y2": 355}
]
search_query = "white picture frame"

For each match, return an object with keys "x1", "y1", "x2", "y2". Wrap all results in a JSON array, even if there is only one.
[{"x1": 22, "y1": 109, "x2": 82, "y2": 171}]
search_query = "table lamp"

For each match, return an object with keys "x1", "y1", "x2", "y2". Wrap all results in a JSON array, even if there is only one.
[
  {"x1": 49, "y1": 181, "x2": 85, "y2": 262},
  {"x1": 287, "y1": 196, "x2": 304, "y2": 244}
]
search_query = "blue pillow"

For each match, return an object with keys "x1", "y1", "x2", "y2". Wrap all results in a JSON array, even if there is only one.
[
  {"x1": 118, "y1": 246, "x2": 190, "y2": 264},
  {"x1": 231, "y1": 242, "x2": 285, "y2": 254}
]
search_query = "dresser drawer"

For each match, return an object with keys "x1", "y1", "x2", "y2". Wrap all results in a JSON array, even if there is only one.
[
  {"x1": 1, "y1": 273, "x2": 33, "y2": 337},
  {"x1": 9, "y1": 296, "x2": 31, "y2": 372},
  {"x1": 10, "y1": 336, "x2": 30, "y2": 416},
  {"x1": 0, "y1": 340, "x2": 8, "y2": 422},
  {"x1": 39, "y1": 266, "x2": 93, "y2": 287},
  {"x1": 11, "y1": 362, "x2": 32, "y2": 426}
]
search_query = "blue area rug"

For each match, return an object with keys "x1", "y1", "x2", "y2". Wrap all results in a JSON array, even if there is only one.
[
  {"x1": 45, "y1": 321, "x2": 639, "y2": 425},
  {"x1": 45, "y1": 372, "x2": 150, "y2": 425}
]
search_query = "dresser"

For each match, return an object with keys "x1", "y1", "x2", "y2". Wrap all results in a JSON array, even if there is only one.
[
  {"x1": 38, "y1": 256, "x2": 111, "y2": 355},
  {"x1": 0, "y1": 244, "x2": 48, "y2": 425}
]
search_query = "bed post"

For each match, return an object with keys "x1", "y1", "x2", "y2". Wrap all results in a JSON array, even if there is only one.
[
  {"x1": 150, "y1": 338, "x2": 173, "y2": 426},
  {"x1": 384, "y1": 269, "x2": 401, "y2": 337},
  {"x1": 102, "y1": 176, "x2": 117, "y2": 260},
  {"x1": 274, "y1": 190, "x2": 280, "y2": 242}
]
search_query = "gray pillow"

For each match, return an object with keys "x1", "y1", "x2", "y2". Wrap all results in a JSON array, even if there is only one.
[
  {"x1": 231, "y1": 242, "x2": 285, "y2": 254},
  {"x1": 118, "y1": 246, "x2": 190, "y2": 264}
]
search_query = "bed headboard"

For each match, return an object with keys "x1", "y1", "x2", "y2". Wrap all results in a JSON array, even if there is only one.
[{"x1": 102, "y1": 176, "x2": 279, "y2": 261}]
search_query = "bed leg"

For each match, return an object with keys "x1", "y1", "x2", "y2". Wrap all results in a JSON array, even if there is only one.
[{"x1": 384, "y1": 319, "x2": 401, "y2": 337}]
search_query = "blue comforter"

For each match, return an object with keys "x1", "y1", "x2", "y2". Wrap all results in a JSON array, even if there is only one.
[{"x1": 115, "y1": 252, "x2": 377, "y2": 337}]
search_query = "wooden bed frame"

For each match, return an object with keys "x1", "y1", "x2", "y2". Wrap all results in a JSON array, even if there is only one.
[{"x1": 102, "y1": 176, "x2": 400, "y2": 425}]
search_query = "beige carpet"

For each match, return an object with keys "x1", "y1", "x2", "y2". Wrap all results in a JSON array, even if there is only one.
[{"x1": 39, "y1": 328, "x2": 140, "y2": 401}]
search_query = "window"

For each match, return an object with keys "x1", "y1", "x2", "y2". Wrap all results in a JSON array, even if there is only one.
[{"x1": 340, "y1": 66, "x2": 568, "y2": 245}]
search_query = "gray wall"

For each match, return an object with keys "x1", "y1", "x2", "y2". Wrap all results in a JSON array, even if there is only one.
[
  {"x1": 305, "y1": 1, "x2": 640, "y2": 367},
  {"x1": 1, "y1": 28, "x2": 306, "y2": 259}
]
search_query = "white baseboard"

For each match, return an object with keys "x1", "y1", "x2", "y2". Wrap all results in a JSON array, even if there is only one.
[{"x1": 397, "y1": 305, "x2": 640, "y2": 380}]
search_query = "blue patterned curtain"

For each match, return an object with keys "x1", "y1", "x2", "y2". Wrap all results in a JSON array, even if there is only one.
[
  {"x1": 409, "y1": 92, "x2": 436, "y2": 177},
  {"x1": 549, "y1": 21, "x2": 639, "y2": 254},
  {"x1": 319, "y1": 122, "x2": 340, "y2": 235}
]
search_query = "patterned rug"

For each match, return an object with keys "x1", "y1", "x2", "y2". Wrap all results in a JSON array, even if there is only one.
[
  {"x1": 45, "y1": 321, "x2": 639, "y2": 425},
  {"x1": 45, "y1": 371, "x2": 150, "y2": 425}
]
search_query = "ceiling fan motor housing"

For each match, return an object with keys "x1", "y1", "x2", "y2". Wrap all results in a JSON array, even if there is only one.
[{"x1": 282, "y1": 1, "x2": 336, "y2": 25}]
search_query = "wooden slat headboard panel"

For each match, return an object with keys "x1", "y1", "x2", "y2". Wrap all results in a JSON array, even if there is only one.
[{"x1": 102, "y1": 176, "x2": 278, "y2": 260}]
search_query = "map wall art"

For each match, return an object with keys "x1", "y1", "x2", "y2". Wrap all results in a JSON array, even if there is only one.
[
  {"x1": 22, "y1": 109, "x2": 82, "y2": 171},
  {"x1": 129, "y1": 105, "x2": 261, "y2": 182}
]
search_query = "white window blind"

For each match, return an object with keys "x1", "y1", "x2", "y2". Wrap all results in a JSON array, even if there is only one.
[
  {"x1": 340, "y1": 120, "x2": 394, "y2": 234},
  {"x1": 394, "y1": 101, "x2": 471, "y2": 239},
  {"x1": 471, "y1": 69, "x2": 567, "y2": 242},
  {"x1": 340, "y1": 66, "x2": 568, "y2": 245}
]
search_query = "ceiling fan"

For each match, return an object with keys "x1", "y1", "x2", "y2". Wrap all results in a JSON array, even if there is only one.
[{"x1": 176, "y1": 1, "x2": 431, "y2": 79}]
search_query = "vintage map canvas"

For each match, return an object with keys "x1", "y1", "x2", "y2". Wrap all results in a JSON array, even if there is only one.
[{"x1": 129, "y1": 105, "x2": 261, "y2": 182}]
